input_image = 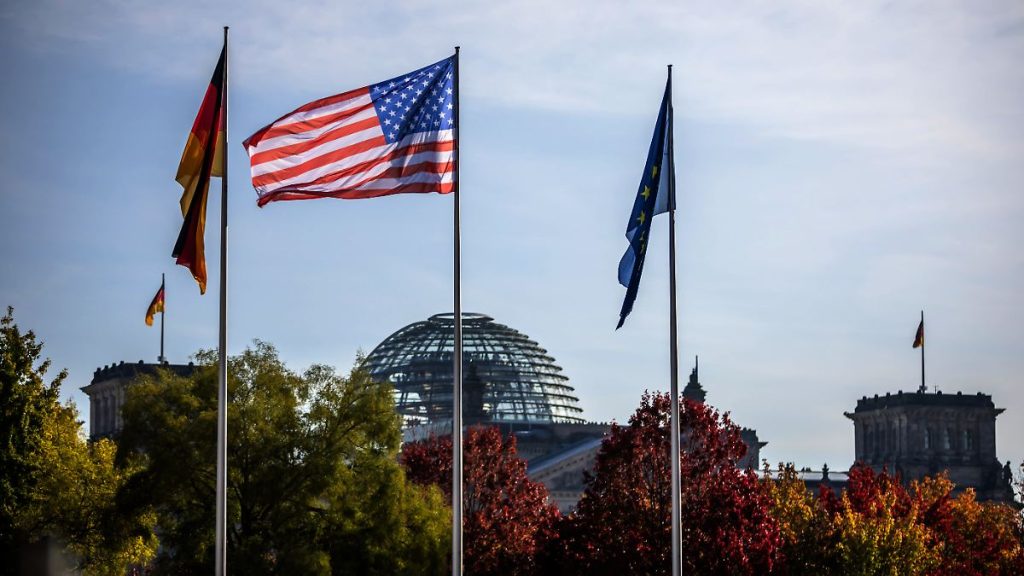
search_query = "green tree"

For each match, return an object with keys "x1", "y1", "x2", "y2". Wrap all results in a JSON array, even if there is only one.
[
  {"x1": 0, "y1": 306, "x2": 65, "y2": 567},
  {"x1": 117, "y1": 342, "x2": 448, "y2": 575},
  {"x1": 15, "y1": 402, "x2": 158, "y2": 575},
  {"x1": 2, "y1": 307, "x2": 157, "y2": 575}
]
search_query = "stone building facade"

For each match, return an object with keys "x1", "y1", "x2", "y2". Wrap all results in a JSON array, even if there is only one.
[
  {"x1": 844, "y1": 389, "x2": 1014, "y2": 502},
  {"x1": 80, "y1": 360, "x2": 195, "y2": 439}
]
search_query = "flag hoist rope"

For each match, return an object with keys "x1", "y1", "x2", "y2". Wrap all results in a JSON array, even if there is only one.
[{"x1": 215, "y1": 25, "x2": 229, "y2": 576}]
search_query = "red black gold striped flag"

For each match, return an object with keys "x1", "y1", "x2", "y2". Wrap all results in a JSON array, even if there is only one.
[
  {"x1": 172, "y1": 45, "x2": 226, "y2": 294},
  {"x1": 913, "y1": 319, "x2": 924, "y2": 348},
  {"x1": 145, "y1": 282, "x2": 165, "y2": 326}
]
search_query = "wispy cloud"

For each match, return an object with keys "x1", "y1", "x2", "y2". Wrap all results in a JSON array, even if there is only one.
[{"x1": 6, "y1": 0, "x2": 1022, "y2": 160}]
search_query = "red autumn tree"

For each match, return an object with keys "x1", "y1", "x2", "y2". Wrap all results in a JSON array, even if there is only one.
[
  {"x1": 400, "y1": 426, "x2": 559, "y2": 576},
  {"x1": 812, "y1": 466, "x2": 1024, "y2": 575},
  {"x1": 820, "y1": 466, "x2": 937, "y2": 574},
  {"x1": 911, "y1": 474, "x2": 1024, "y2": 576},
  {"x1": 829, "y1": 465, "x2": 912, "y2": 518},
  {"x1": 549, "y1": 392, "x2": 782, "y2": 575}
]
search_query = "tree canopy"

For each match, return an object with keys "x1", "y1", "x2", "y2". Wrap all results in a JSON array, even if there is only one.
[
  {"x1": 763, "y1": 464, "x2": 1024, "y2": 575},
  {"x1": 401, "y1": 426, "x2": 560, "y2": 576},
  {"x1": 4, "y1": 307, "x2": 1021, "y2": 574},
  {"x1": 1, "y1": 306, "x2": 65, "y2": 564},
  {"x1": 551, "y1": 392, "x2": 783, "y2": 575},
  {"x1": 1, "y1": 307, "x2": 156, "y2": 576},
  {"x1": 117, "y1": 342, "x2": 448, "y2": 575}
]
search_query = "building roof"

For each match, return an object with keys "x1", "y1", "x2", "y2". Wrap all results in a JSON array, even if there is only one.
[{"x1": 849, "y1": 390, "x2": 999, "y2": 415}]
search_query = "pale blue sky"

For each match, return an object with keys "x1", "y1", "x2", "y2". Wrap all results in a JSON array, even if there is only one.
[{"x1": 1, "y1": 0, "x2": 1022, "y2": 471}]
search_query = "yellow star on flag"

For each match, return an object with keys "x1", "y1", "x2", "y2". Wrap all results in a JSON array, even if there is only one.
[{"x1": 641, "y1": 186, "x2": 651, "y2": 199}]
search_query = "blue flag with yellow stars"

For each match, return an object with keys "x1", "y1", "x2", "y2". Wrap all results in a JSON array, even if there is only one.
[{"x1": 617, "y1": 76, "x2": 673, "y2": 329}]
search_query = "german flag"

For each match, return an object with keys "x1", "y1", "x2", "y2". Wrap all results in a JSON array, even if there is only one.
[
  {"x1": 913, "y1": 318, "x2": 924, "y2": 348},
  {"x1": 172, "y1": 45, "x2": 225, "y2": 294},
  {"x1": 145, "y1": 281, "x2": 165, "y2": 326}
]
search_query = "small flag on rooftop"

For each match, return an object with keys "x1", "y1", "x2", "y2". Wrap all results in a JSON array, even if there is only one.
[
  {"x1": 145, "y1": 280, "x2": 165, "y2": 327},
  {"x1": 242, "y1": 56, "x2": 456, "y2": 206}
]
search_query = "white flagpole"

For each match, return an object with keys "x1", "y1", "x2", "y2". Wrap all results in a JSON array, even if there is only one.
[
  {"x1": 451, "y1": 45, "x2": 464, "y2": 576},
  {"x1": 215, "y1": 26, "x2": 229, "y2": 576},
  {"x1": 666, "y1": 64, "x2": 682, "y2": 576}
]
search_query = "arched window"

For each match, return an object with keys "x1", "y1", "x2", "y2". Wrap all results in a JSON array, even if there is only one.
[
  {"x1": 943, "y1": 428, "x2": 952, "y2": 451},
  {"x1": 963, "y1": 429, "x2": 973, "y2": 451},
  {"x1": 924, "y1": 428, "x2": 931, "y2": 450}
]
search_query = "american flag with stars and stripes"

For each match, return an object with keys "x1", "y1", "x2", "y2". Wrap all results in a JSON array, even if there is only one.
[{"x1": 243, "y1": 56, "x2": 456, "y2": 207}]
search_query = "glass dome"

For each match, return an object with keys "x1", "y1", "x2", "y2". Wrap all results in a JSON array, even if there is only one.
[{"x1": 364, "y1": 313, "x2": 585, "y2": 426}]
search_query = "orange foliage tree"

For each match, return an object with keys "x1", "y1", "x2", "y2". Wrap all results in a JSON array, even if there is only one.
[{"x1": 765, "y1": 464, "x2": 1024, "y2": 575}]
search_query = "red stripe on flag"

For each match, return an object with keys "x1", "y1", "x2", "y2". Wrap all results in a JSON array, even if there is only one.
[
  {"x1": 346, "y1": 162, "x2": 453, "y2": 190},
  {"x1": 190, "y1": 83, "x2": 221, "y2": 137},
  {"x1": 243, "y1": 87, "x2": 370, "y2": 149},
  {"x1": 270, "y1": 140, "x2": 455, "y2": 190},
  {"x1": 282, "y1": 162, "x2": 452, "y2": 196},
  {"x1": 250, "y1": 135, "x2": 389, "y2": 189},
  {"x1": 256, "y1": 101, "x2": 378, "y2": 145},
  {"x1": 249, "y1": 116, "x2": 381, "y2": 166},
  {"x1": 279, "y1": 86, "x2": 369, "y2": 117},
  {"x1": 256, "y1": 180, "x2": 454, "y2": 206}
]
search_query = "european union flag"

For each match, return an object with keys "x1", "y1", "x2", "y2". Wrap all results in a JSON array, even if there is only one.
[{"x1": 617, "y1": 77, "x2": 674, "y2": 329}]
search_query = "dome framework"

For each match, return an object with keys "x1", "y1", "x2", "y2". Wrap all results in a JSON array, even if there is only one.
[{"x1": 364, "y1": 313, "x2": 585, "y2": 426}]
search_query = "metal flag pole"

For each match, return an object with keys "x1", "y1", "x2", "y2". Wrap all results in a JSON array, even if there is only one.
[
  {"x1": 215, "y1": 25, "x2": 229, "y2": 576},
  {"x1": 159, "y1": 273, "x2": 165, "y2": 362},
  {"x1": 451, "y1": 45, "x2": 464, "y2": 576},
  {"x1": 666, "y1": 64, "x2": 682, "y2": 576},
  {"x1": 919, "y1": 310, "x2": 925, "y2": 393}
]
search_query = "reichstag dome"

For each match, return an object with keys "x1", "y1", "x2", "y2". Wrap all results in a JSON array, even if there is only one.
[{"x1": 364, "y1": 313, "x2": 585, "y2": 427}]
